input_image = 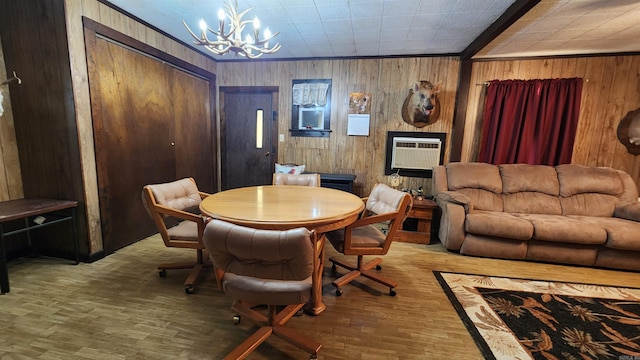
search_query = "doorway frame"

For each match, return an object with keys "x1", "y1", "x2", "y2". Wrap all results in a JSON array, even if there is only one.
[{"x1": 219, "y1": 86, "x2": 279, "y2": 189}]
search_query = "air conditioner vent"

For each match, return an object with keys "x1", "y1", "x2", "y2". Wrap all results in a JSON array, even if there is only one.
[{"x1": 391, "y1": 137, "x2": 441, "y2": 170}]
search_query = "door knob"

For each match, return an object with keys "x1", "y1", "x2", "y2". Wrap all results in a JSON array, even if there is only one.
[{"x1": 264, "y1": 152, "x2": 271, "y2": 156}]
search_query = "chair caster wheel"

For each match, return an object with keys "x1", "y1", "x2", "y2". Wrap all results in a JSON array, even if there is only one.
[
  {"x1": 376, "y1": 265, "x2": 382, "y2": 270},
  {"x1": 331, "y1": 263, "x2": 337, "y2": 272},
  {"x1": 310, "y1": 355, "x2": 318, "y2": 360},
  {"x1": 295, "y1": 309, "x2": 304, "y2": 317},
  {"x1": 158, "y1": 269, "x2": 167, "y2": 277},
  {"x1": 185, "y1": 286, "x2": 194, "y2": 294},
  {"x1": 389, "y1": 288, "x2": 396, "y2": 296},
  {"x1": 336, "y1": 288, "x2": 343, "y2": 296},
  {"x1": 233, "y1": 315, "x2": 241, "y2": 324}
]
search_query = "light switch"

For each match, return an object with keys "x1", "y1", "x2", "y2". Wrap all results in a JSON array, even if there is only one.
[{"x1": 279, "y1": 134, "x2": 285, "y2": 142}]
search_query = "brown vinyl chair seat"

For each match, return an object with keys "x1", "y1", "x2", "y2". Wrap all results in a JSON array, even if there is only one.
[{"x1": 204, "y1": 219, "x2": 321, "y2": 360}]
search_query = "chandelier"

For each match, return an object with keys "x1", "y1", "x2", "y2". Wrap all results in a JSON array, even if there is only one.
[{"x1": 183, "y1": 0, "x2": 281, "y2": 59}]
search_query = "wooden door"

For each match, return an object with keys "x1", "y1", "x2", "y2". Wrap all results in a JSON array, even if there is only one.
[
  {"x1": 221, "y1": 90, "x2": 277, "y2": 189},
  {"x1": 86, "y1": 29, "x2": 215, "y2": 253}
]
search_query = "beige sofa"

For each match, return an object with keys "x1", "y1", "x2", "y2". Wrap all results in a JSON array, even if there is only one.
[{"x1": 433, "y1": 162, "x2": 640, "y2": 271}]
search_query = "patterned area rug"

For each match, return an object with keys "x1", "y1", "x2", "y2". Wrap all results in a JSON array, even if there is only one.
[{"x1": 434, "y1": 271, "x2": 640, "y2": 360}]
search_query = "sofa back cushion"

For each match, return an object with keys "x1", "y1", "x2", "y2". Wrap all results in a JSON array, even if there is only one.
[
  {"x1": 617, "y1": 169, "x2": 640, "y2": 202},
  {"x1": 499, "y1": 164, "x2": 562, "y2": 214},
  {"x1": 446, "y1": 163, "x2": 503, "y2": 211},
  {"x1": 557, "y1": 164, "x2": 623, "y2": 216}
]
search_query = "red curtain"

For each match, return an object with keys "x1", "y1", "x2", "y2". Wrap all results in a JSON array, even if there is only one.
[{"x1": 478, "y1": 78, "x2": 583, "y2": 165}]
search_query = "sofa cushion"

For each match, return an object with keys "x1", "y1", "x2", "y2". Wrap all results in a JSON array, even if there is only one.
[
  {"x1": 595, "y1": 249, "x2": 640, "y2": 271},
  {"x1": 503, "y1": 192, "x2": 562, "y2": 215},
  {"x1": 614, "y1": 201, "x2": 640, "y2": 222},
  {"x1": 569, "y1": 215, "x2": 640, "y2": 251},
  {"x1": 447, "y1": 162, "x2": 502, "y2": 193},
  {"x1": 460, "y1": 235, "x2": 527, "y2": 260},
  {"x1": 526, "y1": 241, "x2": 597, "y2": 266},
  {"x1": 556, "y1": 164, "x2": 623, "y2": 197},
  {"x1": 457, "y1": 188, "x2": 503, "y2": 212},
  {"x1": 561, "y1": 193, "x2": 619, "y2": 216},
  {"x1": 465, "y1": 211, "x2": 533, "y2": 240},
  {"x1": 516, "y1": 214, "x2": 607, "y2": 245},
  {"x1": 447, "y1": 163, "x2": 503, "y2": 211},
  {"x1": 499, "y1": 164, "x2": 559, "y2": 195},
  {"x1": 617, "y1": 169, "x2": 640, "y2": 202}
]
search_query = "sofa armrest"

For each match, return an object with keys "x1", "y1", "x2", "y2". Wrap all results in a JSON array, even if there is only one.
[
  {"x1": 435, "y1": 191, "x2": 470, "y2": 251},
  {"x1": 614, "y1": 201, "x2": 640, "y2": 222},
  {"x1": 436, "y1": 191, "x2": 473, "y2": 213}
]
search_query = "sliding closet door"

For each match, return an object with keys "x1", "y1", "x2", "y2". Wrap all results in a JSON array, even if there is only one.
[{"x1": 86, "y1": 28, "x2": 215, "y2": 253}]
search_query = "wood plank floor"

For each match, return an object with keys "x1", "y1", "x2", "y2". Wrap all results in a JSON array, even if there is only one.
[{"x1": 2, "y1": 235, "x2": 640, "y2": 359}]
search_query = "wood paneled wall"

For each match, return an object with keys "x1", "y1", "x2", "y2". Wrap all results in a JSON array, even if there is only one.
[
  {"x1": 2, "y1": 0, "x2": 638, "y2": 254},
  {"x1": 218, "y1": 57, "x2": 460, "y2": 196},
  {"x1": 0, "y1": 36, "x2": 22, "y2": 201},
  {"x1": 63, "y1": 0, "x2": 218, "y2": 253},
  {"x1": 463, "y1": 56, "x2": 640, "y2": 192}
]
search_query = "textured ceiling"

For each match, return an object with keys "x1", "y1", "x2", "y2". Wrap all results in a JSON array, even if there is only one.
[{"x1": 103, "y1": 0, "x2": 640, "y2": 60}]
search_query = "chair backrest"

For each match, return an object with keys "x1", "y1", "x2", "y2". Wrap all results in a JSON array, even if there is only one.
[
  {"x1": 365, "y1": 183, "x2": 413, "y2": 243},
  {"x1": 141, "y1": 178, "x2": 203, "y2": 244},
  {"x1": 204, "y1": 219, "x2": 314, "y2": 281},
  {"x1": 366, "y1": 183, "x2": 412, "y2": 216},
  {"x1": 272, "y1": 173, "x2": 321, "y2": 187},
  {"x1": 143, "y1": 178, "x2": 202, "y2": 214}
]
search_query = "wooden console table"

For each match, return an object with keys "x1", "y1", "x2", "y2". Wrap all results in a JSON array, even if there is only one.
[
  {"x1": 395, "y1": 198, "x2": 437, "y2": 244},
  {"x1": 0, "y1": 198, "x2": 79, "y2": 294}
]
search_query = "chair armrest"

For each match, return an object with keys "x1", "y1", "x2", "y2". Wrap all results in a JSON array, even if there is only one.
[
  {"x1": 435, "y1": 191, "x2": 473, "y2": 213},
  {"x1": 614, "y1": 201, "x2": 640, "y2": 222},
  {"x1": 155, "y1": 204, "x2": 204, "y2": 224},
  {"x1": 350, "y1": 211, "x2": 398, "y2": 228},
  {"x1": 199, "y1": 191, "x2": 211, "y2": 200}
]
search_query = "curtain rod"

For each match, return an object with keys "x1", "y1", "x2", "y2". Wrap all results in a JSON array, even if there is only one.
[{"x1": 476, "y1": 78, "x2": 590, "y2": 86}]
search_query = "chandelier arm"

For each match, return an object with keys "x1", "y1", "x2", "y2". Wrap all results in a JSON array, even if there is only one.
[
  {"x1": 208, "y1": 25, "x2": 233, "y2": 41},
  {"x1": 243, "y1": 43, "x2": 281, "y2": 54},
  {"x1": 204, "y1": 44, "x2": 232, "y2": 55},
  {"x1": 183, "y1": 21, "x2": 205, "y2": 42},
  {"x1": 184, "y1": 0, "x2": 280, "y2": 58}
]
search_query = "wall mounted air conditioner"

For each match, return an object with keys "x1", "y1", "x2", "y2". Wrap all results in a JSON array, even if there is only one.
[
  {"x1": 384, "y1": 131, "x2": 446, "y2": 178},
  {"x1": 391, "y1": 137, "x2": 441, "y2": 170}
]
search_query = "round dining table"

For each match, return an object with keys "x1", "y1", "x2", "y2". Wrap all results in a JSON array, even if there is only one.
[{"x1": 200, "y1": 185, "x2": 365, "y2": 315}]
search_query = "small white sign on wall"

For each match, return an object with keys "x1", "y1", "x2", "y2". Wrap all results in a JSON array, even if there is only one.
[{"x1": 347, "y1": 113, "x2": 370, "y2": 136}]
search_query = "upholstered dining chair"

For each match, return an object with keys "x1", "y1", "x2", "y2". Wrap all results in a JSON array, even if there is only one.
[
  {"x1": 326, "y1": 183, "x2": 412, "y2": 296},
  {"x1": 141, "y1": 177, "x2": 211, "y2": 294},
  {"x1": 272, "y1": 173, "x2": 321, "y2": 187},
  {"x1": 203, "y1": 219, "x2": 322, "y2": 360}
]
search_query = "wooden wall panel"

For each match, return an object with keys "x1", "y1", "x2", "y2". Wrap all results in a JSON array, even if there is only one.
[
  {"x1": 464, "y1": 55, "x2": 640, "y2": 193},
  {"x1": 63, "y1": 0, "x2": 218, "y2": 254},
  {"x1": 218, "y1": 57, "x2": 460, "y2": 196},
  {"x1": 0, "y1": 36, "x2": 23, "y2": 201}
]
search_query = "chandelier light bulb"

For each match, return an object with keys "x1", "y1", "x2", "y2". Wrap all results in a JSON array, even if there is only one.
[
  {"x1": 264, "y1": 28, "x2": 271, "y2": 47},
  {"x1": 183, "y1": 0, "x2": 281, "y2": 59}
]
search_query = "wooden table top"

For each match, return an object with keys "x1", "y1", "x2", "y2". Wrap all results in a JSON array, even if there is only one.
[
  {"x1": 200, "y1": 185, "x2": 365, "y2": 232},
  {"x1": 0, "y1": 198, "x2": 78, "y2": 223}
]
